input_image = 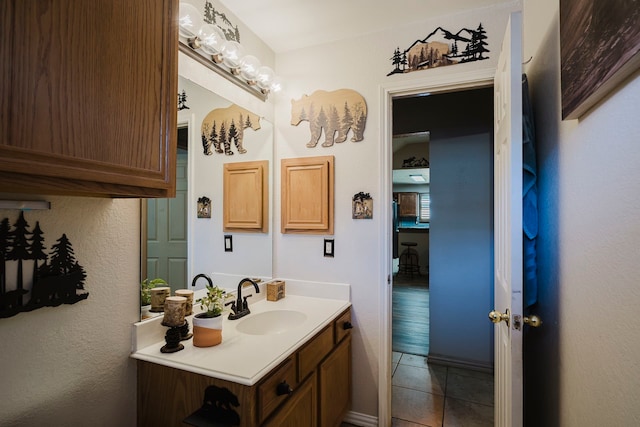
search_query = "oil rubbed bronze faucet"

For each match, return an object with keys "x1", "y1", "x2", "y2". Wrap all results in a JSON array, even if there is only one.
[
  {"x1": 226, "y1": 278, "x2": 260, "y2": 320},
  {"x1": 191, "y1": 273, "x2": 213, "y2": 288}
]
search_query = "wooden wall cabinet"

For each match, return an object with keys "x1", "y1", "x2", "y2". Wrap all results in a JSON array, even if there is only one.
[
  {"x1": 281, "y1": 156, "x2": 334, "y2": 234},
  {"x1": 398, "y1": 192, "x2": 419, "y2": 216},
  {"x1": 137, "y1": 307, "x2": 352, "y2": 427},
  {"x1": 224, "y1": 160, "x2": 269, "y2": 232},
  {"x1": 0, "y1": 0, "x2": 178, "y2": 198}
]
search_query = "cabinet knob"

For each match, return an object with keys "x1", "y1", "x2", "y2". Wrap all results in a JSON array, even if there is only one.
[
  {"x1": 276, "y1": 381, "x2": 294, "y2": 396},
  {"x1": 343, "y1": 321, "x2": 353, "y2": 330}
]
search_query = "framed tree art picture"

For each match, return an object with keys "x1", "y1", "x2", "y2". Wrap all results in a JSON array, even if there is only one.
[{"x1": 560, "y1": 0, "x2": 640, "y2": 120}]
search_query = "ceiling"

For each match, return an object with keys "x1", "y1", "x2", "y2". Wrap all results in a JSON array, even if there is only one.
[
  {"x1": 392, "y1": 131, "x2": 429, "y2": 154},
  {"x1": 218, "y1": 0, "x2": 512, "y2": 53},
  {"x1": 393, "y1": 168, "x2": 430, "y2": 185}
]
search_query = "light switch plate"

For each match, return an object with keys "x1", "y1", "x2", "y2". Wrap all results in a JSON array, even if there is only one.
[{"x1": 324, "y1": 239, "x2": 334, "y2": 257}]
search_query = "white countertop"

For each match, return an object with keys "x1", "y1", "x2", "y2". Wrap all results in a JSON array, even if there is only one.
[{"x1": 131, "y1": 281, "x2": 350, "y2": 386}]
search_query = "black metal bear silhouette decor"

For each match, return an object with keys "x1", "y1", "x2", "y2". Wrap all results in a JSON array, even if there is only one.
[{"x1": 0, "y1": 212, "x2": 89, "y2": 319}]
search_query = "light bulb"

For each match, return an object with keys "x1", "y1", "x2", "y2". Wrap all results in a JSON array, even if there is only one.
[
  {"x1": 221, "y1": 41, "x2": 245, "y2": 71},
  {"x1": 270, "y1": 76, "x2": 284, "y2": 94},
  {"x1": 178, "y1": 2, "x2": 203, "y2": 39},
  {"x1": 256, "y1": 66, "x2": 275, "y2": 92},
  {"x1": 239, "y1": 55, "x2": 261, "y2": 83},
  {"x1": 198, "y1": 24, "x2": 225, "y2": 56}
]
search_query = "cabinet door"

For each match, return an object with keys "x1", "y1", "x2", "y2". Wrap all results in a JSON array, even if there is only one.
[
  {"x1": 281, "y1": 156, "x2": 334, "y2": 234},
  {"x1": 297, "y1": 324, "x2": 333, "y2": 382},
  {"x1": 137, "y1": 361, "x2": 257, "y2": 427},
  {"x1": 258, "y1": 357, "x2": 297, "y2": 424},
  {"x1": 319, "y1": 335, "x2": 352, "y2": 427},
  {"x1": 264, "y1": 372, "x2": 317, "y2": 427},
  {"x1": 398, "y1": 193, "x2": 418, "y2": 216},
  {"x1": 224, "y1": 160, "x2": 269, "y2": 232},
  {"x1": 0, "y1": 0, "x2": 178, "y2": 197}
]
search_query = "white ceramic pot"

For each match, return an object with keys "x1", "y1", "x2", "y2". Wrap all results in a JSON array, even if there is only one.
[
  {"x1": 192, "y1": 313, "x2": 223, "y2": 347},
  {"x1": 141, "y1": 305, "x2": 152, "y2": 320}
]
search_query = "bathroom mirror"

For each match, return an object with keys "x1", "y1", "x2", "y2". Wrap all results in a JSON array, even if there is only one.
[{"x1": 140, "y1": 64, "x2": 273, "y2": 319}]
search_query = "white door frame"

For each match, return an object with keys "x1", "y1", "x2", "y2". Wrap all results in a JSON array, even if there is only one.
[
  {"x1": 182, "y1": 114, "x2": 196, "y2": 286},
  {"x1": 377, "y1": 68, "x2": 496, "y2": 426}
]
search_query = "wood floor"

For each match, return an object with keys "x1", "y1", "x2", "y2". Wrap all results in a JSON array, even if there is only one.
[{"x1": 392, "y1": 274, "x2": 429, "y2": 356}]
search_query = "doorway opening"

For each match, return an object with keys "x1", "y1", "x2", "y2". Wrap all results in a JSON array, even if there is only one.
[
  {"x1": 143, "y1": 125, "x2": 189, "y2": 295},
  {"x1": 389, "y1": 86, "x2": 496, "y2": 426},
  {"x1": 392, "y1": 130, "x2": 431, "y2": 357}
]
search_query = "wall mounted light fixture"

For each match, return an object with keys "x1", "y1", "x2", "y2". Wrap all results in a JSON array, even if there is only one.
[
  {"x1": 178, "y1": 2, "x2": 282, "y2": 101},
  {"x1": 0, "y1": 200, "x2": 51, "y2": 210}
]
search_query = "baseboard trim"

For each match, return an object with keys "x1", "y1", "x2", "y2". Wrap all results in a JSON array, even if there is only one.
[
  {"x1": 427, "y1": 353, "x2": 493, "y2": 374},
  {"x1": 343, "y1": 410, "x2": 378, "y2": 427}
]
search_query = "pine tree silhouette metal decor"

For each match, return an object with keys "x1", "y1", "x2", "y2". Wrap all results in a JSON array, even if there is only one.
[
  {"x1": 178, "y1": 89, "x2": 190, "y2": 111},
  {"x1": 202, "y1": 1, "x2": 241, "y2": 43},
  {"x1": 0, "y1": 212, "x2": 89, "y2": 318},
  {"x1": 387, "y1": 23, "x2": 489, "y2": 76}
]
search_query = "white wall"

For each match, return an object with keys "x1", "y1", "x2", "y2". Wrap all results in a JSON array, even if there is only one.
[
  {"x1": 0, "y1": 197, "x2": 140, "y2": 426},
  {"x1": 524, "y1": 0, "x2": 640, "y2": 425},
  {"x1": 274, "y1": 1, "x2": 520, "y2": 418}
]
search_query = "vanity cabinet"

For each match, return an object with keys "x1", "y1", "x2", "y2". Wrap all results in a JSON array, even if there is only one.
[
  {"x1": 137, "y1": 306, "x2": 352, "y2": 426},
  {"x1": 398, "y1": 192, "x2": 419, "y2": 216},
  {"x1": 319, "y1": 313, "x2": 352, "y2": 427},
  {"x1": 263, "y1": 372, "x2": 317, "y2": 427},
  {"x1": 0, "y1": 0, "x2": 178, "y2": 198}
]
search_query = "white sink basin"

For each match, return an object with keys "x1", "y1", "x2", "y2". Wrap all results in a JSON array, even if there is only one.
[{"x1": 236, "y1": 310, "x2": 307, "y2": 335}]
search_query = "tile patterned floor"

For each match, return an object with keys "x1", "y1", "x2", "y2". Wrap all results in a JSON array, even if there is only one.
[
  {"x1": 391, "y1": 352, "x2": 494, "y2": 427},
  {"x1": 341, "y1": 352, "x2": 494, "y2": 427},
  {"x1": 342, "y1": 275, "x2": 493, "y2": 427}
]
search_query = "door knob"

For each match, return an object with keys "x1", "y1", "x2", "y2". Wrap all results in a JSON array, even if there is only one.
[
  {"x1": 488, "y1": 308, "x2": 510, "y2": 326},
  {"x1": 524, "y1": 314, "x2": 542, "y2": 327},
  {"x1": 513, "y1": 313, "x2": 543, "y2": 330}
]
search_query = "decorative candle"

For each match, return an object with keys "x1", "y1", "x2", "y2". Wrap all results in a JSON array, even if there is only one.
[
  {"x1": 162, "y1": 296, "x2": 187, "y2": 327},
  {"x1": 150, "y1": 287, "x2": 171, "y2": 312},
  {"x1": 175, "y1": 289, "x2": 195, "y2": 316}
]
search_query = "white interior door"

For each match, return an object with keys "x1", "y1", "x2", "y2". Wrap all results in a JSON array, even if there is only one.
[{"x1": 492, "y1": 11, "x2": 523, "y2": 427}]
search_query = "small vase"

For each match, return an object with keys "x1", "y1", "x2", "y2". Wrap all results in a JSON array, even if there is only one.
[
  {"x1": 192, "y1": 313, "x2": 223, "y2": 347},
  {"x1": 150, "y1": 286, "x2": 171, "y2": 312}
]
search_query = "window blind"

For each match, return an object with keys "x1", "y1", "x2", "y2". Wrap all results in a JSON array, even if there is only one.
[{"x1": 419, "y1": 192, "x2": 430, "y2": 222}]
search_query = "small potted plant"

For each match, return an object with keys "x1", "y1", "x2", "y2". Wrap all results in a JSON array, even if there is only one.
[
  {"x1": 140, "y1": 278, "x2": 168, "y2": 319},
  {"x1": 193, "y1": 284, "x2": 231, "y2": 347}
]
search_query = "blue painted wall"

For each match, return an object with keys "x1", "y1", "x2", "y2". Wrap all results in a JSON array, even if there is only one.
[{"x1": 429, "y1": 133, "x2": 494, "y2": 368}]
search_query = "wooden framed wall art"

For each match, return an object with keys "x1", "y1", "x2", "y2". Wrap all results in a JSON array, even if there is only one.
[{"x1": 560, "y1": 0, "x2": 640, "y2": 119}]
